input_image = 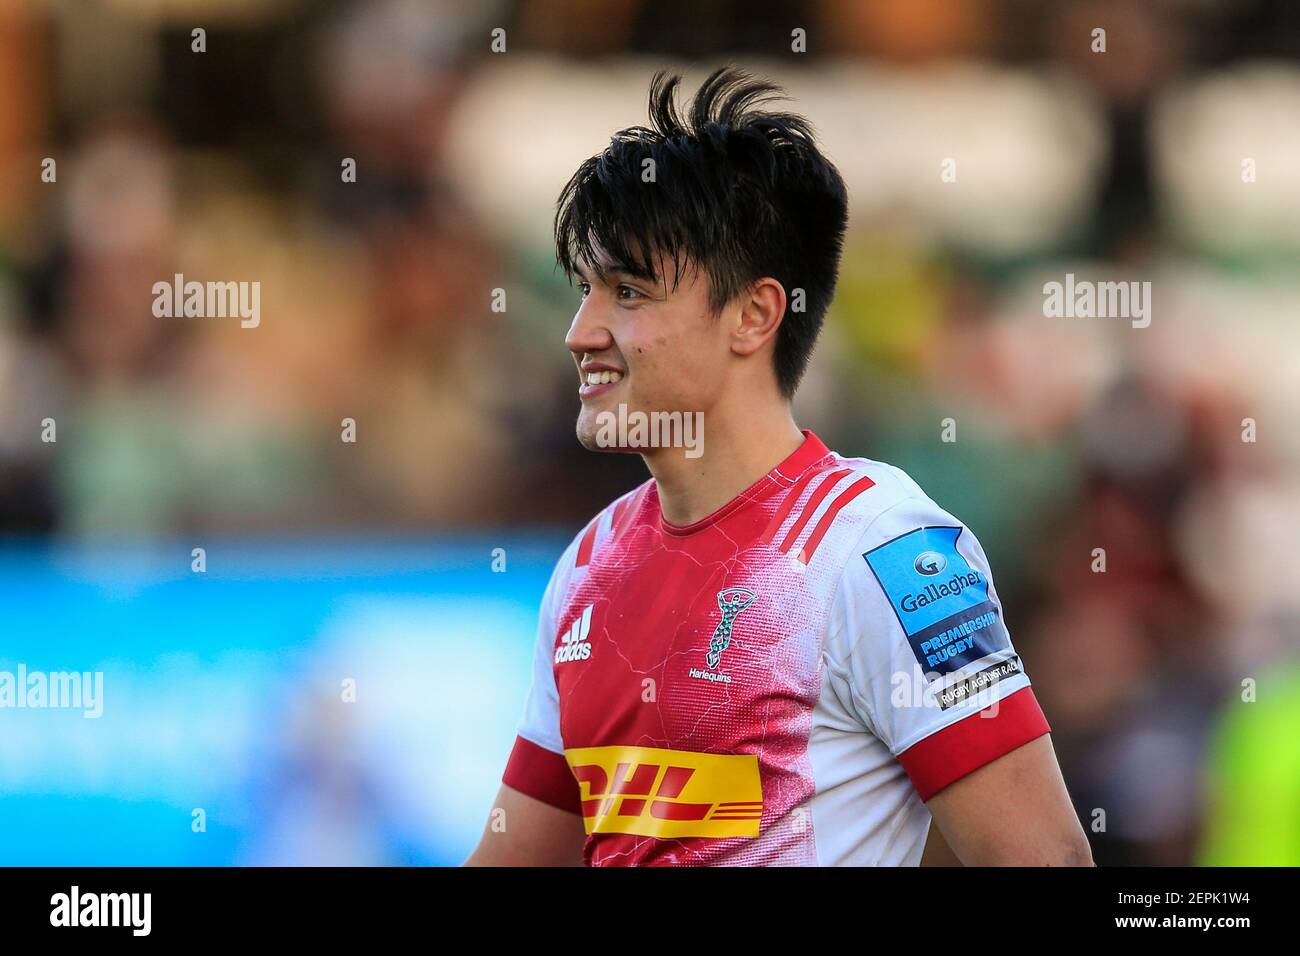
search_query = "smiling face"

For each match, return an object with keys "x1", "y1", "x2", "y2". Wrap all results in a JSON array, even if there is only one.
[{"x1": 565, "y1": 250, "x2": 733, "y2": 455}]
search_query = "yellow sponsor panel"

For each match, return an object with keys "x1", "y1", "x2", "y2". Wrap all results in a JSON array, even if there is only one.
[{"x1": 564, "y1": 744, "x2": 763, "y2": 839}]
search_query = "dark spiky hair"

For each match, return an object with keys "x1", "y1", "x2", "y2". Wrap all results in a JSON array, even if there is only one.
[{"x1": 554, "y1": 65, "x2": 849, "y2": 398}]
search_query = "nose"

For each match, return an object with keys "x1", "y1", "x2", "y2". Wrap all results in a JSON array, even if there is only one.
[{"x1": 565, "y1": 296, "x2": 614, "y2": 358}]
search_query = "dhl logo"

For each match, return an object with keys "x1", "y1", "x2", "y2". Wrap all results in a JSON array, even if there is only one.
[{"x1": 564, "y1": 744, "x2": 763, "y2": 839}]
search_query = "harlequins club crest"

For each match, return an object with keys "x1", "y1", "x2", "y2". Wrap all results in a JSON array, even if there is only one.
[{"x1": 706, "y1": 588, "x2": 757, "y2": 669}]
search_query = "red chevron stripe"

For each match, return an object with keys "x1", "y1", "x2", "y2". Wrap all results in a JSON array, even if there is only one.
[
  {"x1": 794, "y1": 474, "x2": 877, "y2": 565},
  {"x1": 759, "y1": 467, "x2": 822, "y2": 545},
  {"x1": 574, "y1": 517, "x2": 600, "y2": 568},
  {"x1": 776, "y1": 468, "x2": 851, "y2": 554},
  {"x1": 612, "y1": 485, "x2": 647, "y2": 540}
]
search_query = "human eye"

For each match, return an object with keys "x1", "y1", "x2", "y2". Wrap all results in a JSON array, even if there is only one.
[
  {"x1": 616, "y1": 284, "x2": 644, "y2": 302},
  {"x1": 578, "y1": 282, "x2": 591, "y2": 298}
]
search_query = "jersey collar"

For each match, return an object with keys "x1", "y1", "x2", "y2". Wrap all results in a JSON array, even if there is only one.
[
  {"x1": 658, "y1": 429, "x2": 831, "y2": 536},
  {"x1": 773, "y1": 429, "x2": 831, "y2": 485}
]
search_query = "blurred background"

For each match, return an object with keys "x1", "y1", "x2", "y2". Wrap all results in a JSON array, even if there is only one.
[{"x1": 0, "y1": 0, "x2": 1297, "y2": 866}]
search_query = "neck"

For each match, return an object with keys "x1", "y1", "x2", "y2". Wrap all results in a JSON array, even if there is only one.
[{"x1": 644, "y1": 395, "x2": 804, "y2": 527}]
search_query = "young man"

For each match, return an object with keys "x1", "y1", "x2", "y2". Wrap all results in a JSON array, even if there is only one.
[{"x1": 466, "y1": 67, "x2": 1091, "y2": 867}]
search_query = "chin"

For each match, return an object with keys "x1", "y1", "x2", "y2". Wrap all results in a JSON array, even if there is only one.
[
  {"x1": 575, "y1": 415, "x2": 614, "y2": 453},
  {"x1": 575, "y1": 407, "x2": 638, "y2": 455}
]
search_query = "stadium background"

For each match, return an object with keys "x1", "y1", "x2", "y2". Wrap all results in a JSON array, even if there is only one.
[{"x1": 0, "y1": 0, "x2": 1297, "y2": 866}]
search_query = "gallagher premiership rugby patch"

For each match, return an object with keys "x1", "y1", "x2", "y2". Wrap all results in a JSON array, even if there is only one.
[{"x1": 863, "y1": 526, "x2": 1010, "y2": 677}]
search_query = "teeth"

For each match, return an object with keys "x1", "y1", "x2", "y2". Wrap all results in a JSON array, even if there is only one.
[{"x1": 586, "y1": 370, "x2": 623, "y2": 385}]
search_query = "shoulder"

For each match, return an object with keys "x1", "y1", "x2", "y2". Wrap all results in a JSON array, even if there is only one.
[
  {"x1": 765, "y1": 450, "x2": 939, "y2": 567},
  {"x1": 790, "y1": 449, "x2": 1002, "y2": 627},
  {"x1": 547, "y1": 479, "x2": 653, "y2": 588},
  {"x1": 818, "y1": 452, "x2": 991, "y2": 584},
  {"x1": 821, "y1": 454, "x2": 1009, "y2": 661},
  {"x1": 818, "y1": 452, "x2": 973, "y2": 550}
]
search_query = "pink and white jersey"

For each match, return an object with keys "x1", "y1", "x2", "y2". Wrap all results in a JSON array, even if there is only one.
[{"x1": 503, "y1": 431, "x2": 1049, "y2": 866}]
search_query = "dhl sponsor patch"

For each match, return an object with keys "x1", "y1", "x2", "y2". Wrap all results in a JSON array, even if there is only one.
[{"x1": 564, "y1": 745, "x2": 763, "y2": 839}]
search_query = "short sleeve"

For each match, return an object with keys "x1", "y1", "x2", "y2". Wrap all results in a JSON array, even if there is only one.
[
  {"x1": 501, "y1": 538, "x2": 583, "y2": 814},
  {"x1": 830, "y1": 495, "x2": 1050, "y2": 801}
]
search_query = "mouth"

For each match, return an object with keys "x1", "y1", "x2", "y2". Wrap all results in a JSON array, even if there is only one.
[{"x1": 578, "y1": 366, "x2": 624, "y2": 399}]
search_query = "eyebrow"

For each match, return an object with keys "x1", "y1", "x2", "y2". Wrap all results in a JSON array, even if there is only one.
[{"x1": 574, "y1": 260, "x2": 645, "y2": 284}]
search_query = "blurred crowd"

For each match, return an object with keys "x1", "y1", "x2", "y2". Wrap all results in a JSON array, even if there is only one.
[{"x1": 0, "y1": 0, "x2": 1297, "y2": 865}]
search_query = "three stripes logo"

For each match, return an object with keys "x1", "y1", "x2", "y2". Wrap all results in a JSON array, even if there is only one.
[
  {"x1": 759, "y1": 468, "x2": 876, "y2": 565},
  {"x1": 565, "y1": 745, "x2": 764, "y2": 838},
  {"x1": 554, "y1": 604, "x2": 593, "y2": 664}
]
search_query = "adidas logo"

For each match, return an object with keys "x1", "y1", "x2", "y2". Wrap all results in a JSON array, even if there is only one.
[{"x1": 554, "y1": 605, "x2": 593, "y2": 664}]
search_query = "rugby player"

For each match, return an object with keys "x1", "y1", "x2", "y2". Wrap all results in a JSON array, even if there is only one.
[{"x1": 466, "y1": 66, "x2": 1092, "y2": 866}]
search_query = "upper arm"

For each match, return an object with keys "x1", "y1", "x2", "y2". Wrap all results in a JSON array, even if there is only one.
[
  {"x1": 834, "y1": 496, "x2": 1085, "y2": 862},
  {"x1": 926, "y1": 735, "x2": 1092, "y2": 866},
  {"x1": 464, "y1": 784, "x2": 587, "y2": 866},
  {"x1": 471, "y1": 530, "x2": 588, "y2": 865}
]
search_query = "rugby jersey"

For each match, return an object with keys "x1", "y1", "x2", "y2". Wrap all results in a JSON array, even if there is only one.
[{"x1": 503, "y1": 430, "x2": 1049, "y2": 865}]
